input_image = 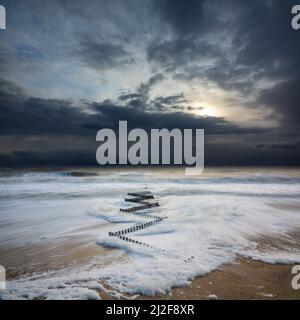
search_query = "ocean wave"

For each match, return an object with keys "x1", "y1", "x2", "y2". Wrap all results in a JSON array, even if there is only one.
[{"x1": 1, "y1": 168, "x2": 300, "y2": 299}]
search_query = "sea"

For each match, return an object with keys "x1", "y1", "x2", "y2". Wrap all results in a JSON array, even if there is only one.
[{"x1": 0, "y1": 167, "x2": 300, "y2": 299}]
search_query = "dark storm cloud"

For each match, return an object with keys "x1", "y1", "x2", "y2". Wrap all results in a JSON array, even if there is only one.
[
  {"x1": 90, "y1": 101, "x2": 264, "y2": 135},
  {"x1": 119, "y1": 76, "x2": 188, "y2": 112},
  {"x1": 117, "y1": 73, "x2": 166, "y2": 111},
  {"x1": 258, "y1": 80, "x2": 300, "y2": 125},
  {"x1": 187, "y1": 106, "x2": 203, "y2": 112},
  {"x1": 0, "y1": 79, "x2": 25, "y2": 97},
  {"x1": 0, "y1": 78, "x2": 275, "y2": 166},
  {"x1": 1, "y1": 0, "x2": 299, "y2": 166},
  {"x1": 153, "y1": 0, "x2": 208, "y2": 35},
  {"x1": 0, "y1": 79, "x2": 94, "y2": 135},
  {"x1": 77, "y1": 39, "x2": 134, "y2": 70},
  {"x1": 149, "y1": 0, "x2": 300, "y2": 123},
  {"x1": 118, "y1": 93, "x2": 141, "y2": 101},
  {"x1": 231, "y1": 0, "x2": 300, "y2": 124},
  {"x1": 3, "y1": 66, "x2": 299, "y2": 167},
  {"x1": 153, "y1": 94, "x2": 186, "y2": 106},
  {"x1": 0, "y1": 78, "x2": 262, "y2": 136},
  {"x1": 150, "y1": 93, "x2": 187, "y2": 111},
  {"x1": 147, "y1": 39, "x2": 220, "y2": 74},
  {"x1": 137, "y1": 73, "x2": 165, "y2": 98}
]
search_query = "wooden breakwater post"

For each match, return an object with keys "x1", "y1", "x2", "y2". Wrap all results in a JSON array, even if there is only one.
[
  {"x1": 106, "y1": 192, "x2": 195, "y2": 260},
  {"x1": 108, "y1": 191, "x2": 166, "y2": 249},
  {"x1": 120, "y1": 202, "x2": 159, "y2": 213}
]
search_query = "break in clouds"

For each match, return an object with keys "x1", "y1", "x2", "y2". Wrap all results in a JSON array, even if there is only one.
[{"x1": 0, "y1": 0, "x2": 299, "y2": 166}]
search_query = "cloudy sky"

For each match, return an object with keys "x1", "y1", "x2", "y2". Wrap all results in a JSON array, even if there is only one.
[{"x1": 0, "y1": 0, "x2": 299, "y2": 166}]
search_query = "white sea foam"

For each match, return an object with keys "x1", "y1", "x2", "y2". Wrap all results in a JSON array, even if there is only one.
[{"x1": 0, "y1": 169, "x2": 300, "y2": 299}]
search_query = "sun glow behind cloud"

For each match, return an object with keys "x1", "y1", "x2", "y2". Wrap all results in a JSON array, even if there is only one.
[{"x1": 197, "y1": 106, "x2": 218, "y2": 117}]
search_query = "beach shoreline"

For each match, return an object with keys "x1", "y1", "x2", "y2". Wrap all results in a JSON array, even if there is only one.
[
  {"x1": 141, "y1": 259, "x2": 300, "y2": 300},
  {"x1": 99, "y1": 258, "x2": 299, "y2": 300},
  {"x1": 1, "y1": 167, "x2": 300, "y2": 300}
]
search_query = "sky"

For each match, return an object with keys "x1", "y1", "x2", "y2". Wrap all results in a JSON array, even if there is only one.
[{"x1": 0, "y1": 0, "x2": 299, "y2": 166}]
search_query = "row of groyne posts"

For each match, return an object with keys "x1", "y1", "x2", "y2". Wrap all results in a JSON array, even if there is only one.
[
  {"x1": 108, "y1": 191, "x2": 168, "y2": 251},
  {"x1": 107, "y1": 191, "x2": 196, "y2": 262}
]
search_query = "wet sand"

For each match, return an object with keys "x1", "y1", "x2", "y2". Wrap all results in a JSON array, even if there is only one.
[
  {"x1": 2, "y1": 230, "x2": 300, "y2": 299},
  {"x1": 105, "y1": 228, "x2": 300, "y2": 300},
  {"x1": 1, "y1": 200, "x2": 299, "y2": 299},
  {"x1": 139, "y1": 227, "x2": 300, "y2": 300},
  {"x1": 2, "y1": 236, "x2": 118, "y2": 280},
  {"x1": 138, "y1": 258, "x2": 300, "y2": 300},
  {"x1": 2, "y1": 240, "x2": 300, "y2": 300}
]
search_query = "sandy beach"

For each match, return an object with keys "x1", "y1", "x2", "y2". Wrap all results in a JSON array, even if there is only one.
[
  {"x1": 3, "y1": 233, "x2": 300, "y2": 300},
  {"x1": 138, "y1": 258, "x2": 300, "y2": 300},
  {"x1": 3, "y1": 237, "x2": 300, "y2": 300},
  {"x1": 100, "y1": 230, "x2": 300, "y2": 300},
  {"x1": 141, "y1": 228, "x2": 300, "y2": 300},
  {"x1": 1, "y1": 168, "x2": 300, "y2": 300}
]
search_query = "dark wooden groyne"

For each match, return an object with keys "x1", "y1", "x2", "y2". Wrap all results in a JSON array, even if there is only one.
[
  {"x1": 125, "y1": 193, "x2": 154, "y2": 202},
  {"x1": 108, "y1": 234, "x2": 166, "y2": 251},
  {"x1": 120, "y1": 202, "x2": 159, "y2": 212},
  {"x1": 108, "y1": 191, "x2": 167, "y2": 251},
  {"x1": 106, "y1": 191, "x2": 196, "y2": 261},
  {"x1": 109, "y1": 217, "x2": 167, "y2": 237},
  {"x1": 127, "y1": 192, "x2": 154, "y2": 198}
]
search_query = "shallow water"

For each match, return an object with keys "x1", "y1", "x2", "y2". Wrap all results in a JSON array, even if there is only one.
[{"x1": 0, "y1": 167, "x2": 300, "y2": 299}]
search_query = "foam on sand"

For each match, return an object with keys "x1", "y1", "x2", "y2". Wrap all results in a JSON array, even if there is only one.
[{"x1": 1, "y1": 168, "x2": 300, "y2": 299}]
